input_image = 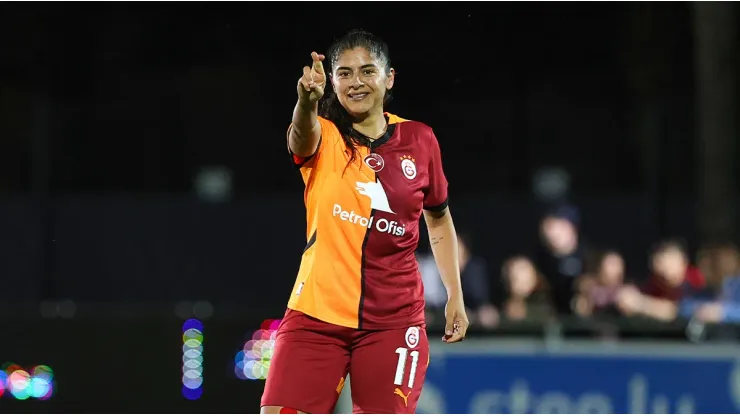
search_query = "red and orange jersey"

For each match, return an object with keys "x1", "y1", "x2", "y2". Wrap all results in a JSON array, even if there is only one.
[{"x1": 288, "y1": 113, "x2": 448, "y2": 330}]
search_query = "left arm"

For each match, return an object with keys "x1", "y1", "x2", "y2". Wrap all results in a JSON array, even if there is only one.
[
  {"x1": 617, "y1": 285, "x2": 678, "y2": 321},
  {"x1": 422, "y1": 128, "x2": 468, "y2": 342},
  {"x1": 424, "y1": 207, "x2": 468, "y2": 342},
  {"x1": 424, "y1": 208, "x2": 462, "y2": 302},
  {"x1": 639, "y1": 296, "x2": 679, "y2": 322}
]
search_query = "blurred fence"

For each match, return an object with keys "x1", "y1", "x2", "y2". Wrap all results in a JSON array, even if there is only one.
[
  {"x1": 2, "y1": 194, "x2": 739, "y2": 412},
  {"x1": 1, "y1": 306, "x2": 739, "y2": 413},
  {"x1": 340, "y1": 314, "x2": 740, "y2": 414}
]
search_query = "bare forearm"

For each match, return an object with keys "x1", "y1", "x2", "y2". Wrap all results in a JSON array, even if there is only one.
[
  {"x1": 424, "y1": 208, "x2": 462, "y2": 299},
  {"x1": 289, "y1": 100, "x2": 320, "y2": 157},
  {"x1": 642, "y1": 297, "x2": 678, "y2": 322}
]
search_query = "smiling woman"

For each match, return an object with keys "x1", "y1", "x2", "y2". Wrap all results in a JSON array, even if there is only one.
[
  {"x1": 260, "y1": 29, "x2": 469, "y2": 414},
  {"x1": 319, "y1": 31, "x2": 396, "y2": 169}
]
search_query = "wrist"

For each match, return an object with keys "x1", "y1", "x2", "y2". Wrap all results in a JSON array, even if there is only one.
[
  {"x1": 446, "y1": 286, "x2": 463, "y2": 301},
  {"x1": 298, "y1": 98, "x2": 319, "y2": 110}
]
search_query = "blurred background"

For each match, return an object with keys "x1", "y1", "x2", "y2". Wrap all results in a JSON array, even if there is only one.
[{"x1": 0, "y1": 1, "x2": 739, "y2": 413}]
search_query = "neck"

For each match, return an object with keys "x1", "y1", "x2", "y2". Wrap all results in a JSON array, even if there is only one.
[{"x1": 352, "y1": 110, "x2": 387, "y2": 140}]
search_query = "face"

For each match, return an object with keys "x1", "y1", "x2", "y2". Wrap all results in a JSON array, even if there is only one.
[
  {"x1": 507, "y1": 258, "x2": 538, "y2": 298},
  {"x1": 599, "y1": 253, "x2": 624, "y2": 286},
  {"x1": 541, "y1": 217, "x2": 577, "y2": 252},
  {"x1": 652, "y1": 248, "x2": 688, "y2": 286},
  {"x1": 332, "y1": 47, "x2": 394, "y2": 118}
]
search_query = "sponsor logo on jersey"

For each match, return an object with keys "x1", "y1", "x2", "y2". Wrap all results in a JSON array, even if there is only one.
[{"x1": 332, "y1": 178, "x2": 406, "y2": 236}]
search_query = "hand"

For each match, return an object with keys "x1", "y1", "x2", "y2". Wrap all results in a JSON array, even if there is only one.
[
  {"x1": 443, "y1": 295, "x2": 469, "y2": 343},
  {"x1": 297, "y1": 52, "x2": 326, "y2": 104},
  {"x1": 616, "y1": 285, "x2": 644, "y2": 316},
  {"x1": 574, "y1": 295, "x2": 593, "y2": 317},
  {"x1": 694, "y1": 303, "x2": 724, "y2": 323}
]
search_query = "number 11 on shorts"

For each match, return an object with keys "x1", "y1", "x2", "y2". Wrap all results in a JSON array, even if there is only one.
[{"x1": 393, "y1": 347, "x2": 419, "y2": 389}]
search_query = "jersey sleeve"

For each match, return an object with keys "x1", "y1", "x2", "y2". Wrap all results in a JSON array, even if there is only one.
[
  {"x1": 286, "y1": 117, "x2": 341, "y2": 169},
  {"x1": 423, "y1": 129, "x2": 449, "y2": 211},
  {"x1": 285, "y1": 123, "x2": 324, "y2": 169}
]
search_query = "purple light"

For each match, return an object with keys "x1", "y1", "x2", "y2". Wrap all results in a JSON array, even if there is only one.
[
  {"x1": 182, "y1": 385, "x2": 203, "y2": 400},
  {"x1": 182, "y1": 318, "x2": 204, "y2": 333}
]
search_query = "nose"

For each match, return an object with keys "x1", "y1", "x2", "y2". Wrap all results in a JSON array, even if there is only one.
[{"x1": 350, "y1": 74, "x2": 365, "y2": 88}]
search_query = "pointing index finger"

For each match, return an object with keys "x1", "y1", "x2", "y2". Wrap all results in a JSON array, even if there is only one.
[{"x1": 311, "y1": 51, "x2": 326, "y2": 74}]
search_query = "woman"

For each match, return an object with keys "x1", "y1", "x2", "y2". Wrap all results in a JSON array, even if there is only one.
[
  {"x1": 498, "y1": 256, "x2": 551, "y2": 321},
  {"x1": 574, "y1": 250, "x2": 627, "y2": 318},
  {"x1": 260, "y1": 30, "x2": 468, "y2": 414}
]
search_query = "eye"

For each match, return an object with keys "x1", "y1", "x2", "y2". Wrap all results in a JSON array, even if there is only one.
[
  {"x1": 362, "y1": 69, "x2": 376, "y2": 76},
  {"x1": 337, "y1": 71, "x2": 350, "y2": 78}
]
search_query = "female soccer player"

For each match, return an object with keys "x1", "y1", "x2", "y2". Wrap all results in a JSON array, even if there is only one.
[{"x1": 260, "y1": 29, "x2": 468, "y2": 414}]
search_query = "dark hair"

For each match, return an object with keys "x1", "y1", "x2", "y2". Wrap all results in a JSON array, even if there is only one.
[
  {"x1": 499, "y1": 255, "x2": 549, "y2": 294},
  {"x1": 542, "y1": 204, "x2": 581, "y2": 228},
  {"x1": 584, "y1": 249, "x2": 622, "y2": 274},
  {"x1": 319, "y1": 29, "x2": 393, "y2": 171},
  {"x1": 651, "y1": 238, "x2": 689, "y2": 259}
]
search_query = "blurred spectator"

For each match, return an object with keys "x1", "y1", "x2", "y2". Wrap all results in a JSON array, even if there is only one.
[
  {"x1": 497, "y1": 256, "x2": 552, "y2": 322},
  {"x1": 680, "y1": 243, "x2": 740, "y2": 323},
  {"x1": 535, "y1": 204, "x2": 586, "y2": 315},
  {"x1": 643, "y1": 239, "x2": 705, "y2": 300},
  {"x1": 419, "y1": 253, "x2": 447, "y2": 310},
  {"x1": 419, "y1": 233, "x2": 497, "y2": 327},
  {"x1": 574, "y1": 250, "x2": 629, "y2": 318},
  {"x1": 616, "y1": 239, "x2": 706, "y2": 321}
]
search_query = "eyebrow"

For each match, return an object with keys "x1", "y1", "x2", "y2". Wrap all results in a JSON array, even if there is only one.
[{"x1": 336, "y1": 64, "x2": 378, "y2": 72}]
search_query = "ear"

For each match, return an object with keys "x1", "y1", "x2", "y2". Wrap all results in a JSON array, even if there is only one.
[{"x1": 386, "y1": 68, "x2": 396, "y2": 90}]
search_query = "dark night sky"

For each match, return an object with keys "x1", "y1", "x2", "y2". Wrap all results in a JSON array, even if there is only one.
[{"x1": 0, "y1": 2, "x2": 706, "y2": 197}]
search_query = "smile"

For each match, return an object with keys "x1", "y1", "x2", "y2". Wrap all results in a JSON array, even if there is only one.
[{"x1": 348, "y1": 93, "x2": 369, "y2": 101}]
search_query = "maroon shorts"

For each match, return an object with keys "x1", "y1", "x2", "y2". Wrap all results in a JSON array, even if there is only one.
[{"x1": 261, "y1": 309, "x2": 429, "y2": 414}]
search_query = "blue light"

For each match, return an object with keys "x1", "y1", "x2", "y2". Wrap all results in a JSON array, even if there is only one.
[
  {"x1": 182, "y1": 318, "x2": 204, "y2": 400},
  {"x1": 182, "y1": 385, "x2": 203, "y2": 400},
  {"x1": 182, "y1": 318, "x2": 204, "y2": 333}
]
